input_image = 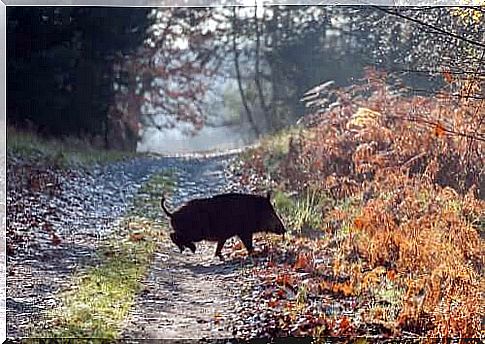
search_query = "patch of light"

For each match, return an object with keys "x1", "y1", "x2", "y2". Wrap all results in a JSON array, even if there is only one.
[{"x1": 173, "y1": 37, "x2": 189, "y2": 50}]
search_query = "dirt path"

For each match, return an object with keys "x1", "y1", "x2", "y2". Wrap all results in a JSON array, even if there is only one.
[
  {"x1": 122, "y1": 152, "x2": 253, "y2": 339},
  {"x1": 121, "y1": 239, "x2": 249, "y2": 339},
  {"x1": 6, "y1": 149, "x2": 251, "y2": 339}
]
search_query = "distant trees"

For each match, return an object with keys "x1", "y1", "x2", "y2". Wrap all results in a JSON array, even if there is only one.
[
  {"x1": 135, "y1": 7, "x2": 226, "y2": 135},
  {"x1": 233, "y1": 5, "x2": 485, "y2": 131},
  {"x1": 8, "y1": 6, "x2": 483, "y2": 151},
  {"x1": 7, "y1": 7, "x2": 229, "y2": 150},
  {"x1": 343, "y1": 6, "x2": 485, "y2": 92}
]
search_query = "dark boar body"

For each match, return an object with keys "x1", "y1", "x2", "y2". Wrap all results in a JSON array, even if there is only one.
[{"x1": 161, "y1": 192, "x2": 285, "y2": 259}]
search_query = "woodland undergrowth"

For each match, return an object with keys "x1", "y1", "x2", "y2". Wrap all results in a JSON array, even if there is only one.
[{"x1": 238, "y1": 68, "x2": 484, "y2": 339}]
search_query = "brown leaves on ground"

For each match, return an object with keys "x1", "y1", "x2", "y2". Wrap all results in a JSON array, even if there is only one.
[
  {"x1": 442, "y1": 70, "x2": 453, "y2": 84},
  {"x1": 7, "y1": 159, "x2": 68, "y2": 255},
  {"x1": 233, "y1": 236, "x2": 370, "y2": 338},
  {"x1": 293, "y1": 252, "x2": 314, "y2": 272}
]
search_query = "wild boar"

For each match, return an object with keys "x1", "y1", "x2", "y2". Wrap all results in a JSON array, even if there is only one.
[{"x1": 161, "y1": 192, "x2": 286, "y2": 260}]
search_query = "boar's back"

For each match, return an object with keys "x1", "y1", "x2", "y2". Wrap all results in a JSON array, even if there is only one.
[{"x1": 172, "y1": 193, "x2": 269, "y2": 241}]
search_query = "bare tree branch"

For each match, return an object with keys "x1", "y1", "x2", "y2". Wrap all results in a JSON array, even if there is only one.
[{"x1": 372, "y1": 6, "x2": 485, "y2": 49}]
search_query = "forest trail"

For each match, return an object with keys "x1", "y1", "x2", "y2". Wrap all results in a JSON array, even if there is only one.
[
  {"x1": 121, "y1": 151, "x2": 254, "y2": 339},
  {"x1": 7, "y1": 149, "x2": 253, "y2": 339},
  {"x1": 121, "y1": 240, "x2": 248, "y2": 339}
]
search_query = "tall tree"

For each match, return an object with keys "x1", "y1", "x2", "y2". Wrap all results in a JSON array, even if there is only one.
[{"x1": 7, "y1": 7, "x2": 152, "y2": 150}]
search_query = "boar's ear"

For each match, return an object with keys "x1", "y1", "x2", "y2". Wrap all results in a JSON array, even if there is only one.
[{"x1": 266, "y1": 191, "x2": 272, "y2": 200}]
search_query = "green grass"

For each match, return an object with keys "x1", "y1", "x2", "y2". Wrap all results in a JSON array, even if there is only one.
[
  {"x1": 46, "y1": 239, "x2": 155, "y2": 338},
  {"x1": 261, "y1": 127, "x2": 299, "y2": 156},
  {"x1": 273, "y1": 188, "x2": 331, "y2": 233},
  {"x1": 35, "y1": 171, "x2": 174, "y2": 339},
  {"x1": 7, "y1": 126, "x2": 137, "y2": 167}
]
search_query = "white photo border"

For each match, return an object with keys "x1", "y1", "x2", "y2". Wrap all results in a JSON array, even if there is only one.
[{"x1": 0, "y1": 0, "x2": 476, "y2": 341}]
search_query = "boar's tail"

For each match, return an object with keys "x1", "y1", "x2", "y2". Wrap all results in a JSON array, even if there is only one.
[{"x1": 160, "y1": 195, "x2": 173, "y2": 218}]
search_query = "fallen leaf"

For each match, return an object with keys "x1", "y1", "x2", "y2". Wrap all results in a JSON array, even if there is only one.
[
  {"x1": 294, "y1": 253, "x2": 310, "y2": 271},
  {"x1": 433, "y1": 123, "x2": 446, "y2": 137},
  {"x1": 43, "y1": 222, "x2": 53, "y2": 232},
  {"x1": 443, "y1": 70, "x2": 453, "y2": 83},
  {"x1": 276, "y1": 273, "x2": 293, "y2": 287},
  {"x1": 373, "y1": 306, "x2": 384, "y2": 320},
  {"x1": 129, "y1": 233, "x2": 145, "y2": 242},
  {"x1": 268, "y1": 299, "x2": 279, "y2": 308},
  {"x1": 51, "y1": 233, "x2": 62, "y2": 246},
  {"x1": 341, "y1": 282, "x2": 354, "y2": 296},
  {"x1": 353, "y1": 217, "x2": 365, "y2": 230},
  {"x1": 336, "y1": 315, "x2": 352, "y2": 335},
  {"x1": 319, "y1": 280, "x2": 333, "y2": 292}
]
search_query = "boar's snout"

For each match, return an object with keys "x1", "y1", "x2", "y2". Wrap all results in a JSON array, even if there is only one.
[
  {"x1": 273, "y1": 216, "x2": 286, "y2": 236},
  {"x1": 264, "y1": 209, "x2": 286, "y2": 236},
  {"x1": 261, "y1": 195, "x2": 286, "y2": 236}
]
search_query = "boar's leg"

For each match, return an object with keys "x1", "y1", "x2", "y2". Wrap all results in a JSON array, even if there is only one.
[
  {"x1": 214, "y1": 240, "x2": 226, "y2": 260},
  {"x1": 238, "y1": 232, "x2": 254, "y2": 256}
]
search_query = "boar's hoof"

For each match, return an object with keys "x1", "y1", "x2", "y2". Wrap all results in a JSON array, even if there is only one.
[{"x1": 187, "y1": 242, "x2": 196, "y2": 254}]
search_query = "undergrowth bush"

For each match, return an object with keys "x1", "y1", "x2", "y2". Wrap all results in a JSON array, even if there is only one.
[
  {"x1": 239, "y1": 68, "x2": 484, "y2": 338},
  {"x1": 245, "y1": 68, "x2": 484, "y2": 199}
]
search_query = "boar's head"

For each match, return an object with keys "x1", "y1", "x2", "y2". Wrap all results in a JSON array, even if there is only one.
[
  {"x1": 170, "y1": 232, "x2": 196, "y2": 253},
  {"x1": 170, "y1": 232, "x2": 185, "y2": 252},
  {"x1": 258, "y1": 191, "x2": 286, "y2": 236}
]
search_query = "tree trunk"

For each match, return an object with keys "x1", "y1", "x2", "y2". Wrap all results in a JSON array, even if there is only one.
[
  {"x1": 232, "y1": 7, "x2": 260, "y2": 137},
  {"x1": 254, "y1": 2, "x2": 270, "y2": 133}
]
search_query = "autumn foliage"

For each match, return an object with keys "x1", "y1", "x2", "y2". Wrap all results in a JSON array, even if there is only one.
[{"x1": 238, "y1": 68, "x2": 484, "y2": 339}]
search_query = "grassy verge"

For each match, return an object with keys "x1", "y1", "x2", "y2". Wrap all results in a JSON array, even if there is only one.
[
  {"x1": 272, "y1": 188, "x2": 330, "y2": 234},
  {"x1": 33, "y1": 171, "x2": 174, "y2": 339},
  {"x1": 7, "y1": 126, "x2": 138, "y2": 167},
  {"x1": 239, "y1": 127, "x2": 303, "y2": 176}
]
